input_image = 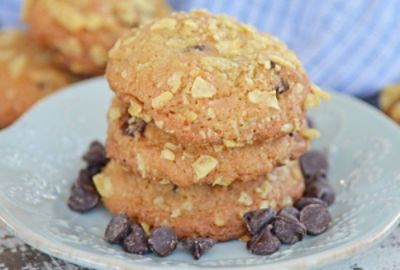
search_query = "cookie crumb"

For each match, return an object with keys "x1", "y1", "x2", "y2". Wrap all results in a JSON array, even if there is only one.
[
  {"x1": 155, "y1": 120, "x2": 164, "y2": 129},
  {"x1": 192, "y1": 155, "x2": 218, "y2": 180},
  {"x1": 159, "y1": 179, "x2": 171, "y2": 185},
  {"x1": 212, "y1": 145, "x2": 224, "y2": 152},
  {"x1": 269, "y1": 55, "x2": 296, "y2": 69},
  {"x1": 128, "y1": 100, "x2": 143, "y2": 116},
  {"x1": 93, "y1": 174, "x2": 114, "y2": 198},
  {"x1": 213, "y1": 175, "x2": 234, "y2": 186},
  {"x1": 238, "y1": 192, "x2": 253, "y2": 206},
  {"x1": 214, "y1": 214, "x2": 225, "y2": 226},
  {"x1": 151, "y1": 18, "x2": 177, "y2": 31},
  {"x1": 167, "y1": 72, "x2": 183, "y2": 93},
  {"x1": 170, "y1": 209, "x2": 181, "y2": 218},
  {"x1": 140, "y1": 222, "x2": 151, "y2": 236},
  {"x1": 223, "y1": 139, "x2": 244, "y2": 148},
  {"x1": 152, "y1": 92, "x2": 173, "y2": 109},
  {"x1": 160, "y1": 149, "x2": 175, "y2": 161},
  {"x1": 255, "y1": 181, "x2": 272, "y2": 199},
  {"x1": 207, "y1": 108, "x2": 216, "y2": 119},
  {"x1": 281, "y1": 123, "x2": 294, "y2": 133},
  {"x1": 182, "y1": 201, "x2": 193, "y2": 211},
  {"x1": 108, "y1": 107, "x2": 121, "y2": 121},
  {"x1": 164, "y1": 142, "x2": 179, "y2": 151},
  {"x1": 136, "y1": 153, "x2": 148, "y2": 178},
  {"x1": 300, "y1": 128, "x2": 321, "y2": 139},
  {"x1": 247, "y1": 90, "x2": 280, "y2": 109},
  {"x1": 312, "y1": 84, "x2": 331, "y2": 100},
  {"x1": 191, "y1": 77, "x2": 217, "y2": 98},
  {"x1": 304, "y1": 93, "x2": 320, "y2": 108},
  {"x1": 183, "y1": 111, "x2": 198, "y2": 122},
  {"x1": 153, "y1": 196, "x2": 165, "y2": 206},
  {"x1": 8, "y1": 54, "x2": 27, "y2": 78}
]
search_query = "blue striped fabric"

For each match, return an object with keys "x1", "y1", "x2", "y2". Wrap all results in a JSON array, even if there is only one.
[
  {"x1": 2, "y1": 0, "x2": 400, "y2": 96},
  {"x1": 0, "y1": 0, "x2": 23, "y2": 28}
]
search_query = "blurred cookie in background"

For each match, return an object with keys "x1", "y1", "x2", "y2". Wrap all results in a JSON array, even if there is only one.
[
  {"x1": 379, "y1": 84, "x2": 400, "y2": 125},
  {"x1": 23, "y1": 0, "x2": 172, "y2": 76},
  {"x1": 0, "y1": 30, "x2": 78, "y2": 129}
]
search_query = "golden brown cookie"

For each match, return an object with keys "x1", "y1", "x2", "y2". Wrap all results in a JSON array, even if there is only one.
[
  {"x1": 106, "y1": 97, "x2": 311, "y2": 187},
  {"x1": 0, "y1": 30, "x2": 77, "y2": 129},
  {"x1": 106, "y1": 10, "x2": 329, "y2": 145},
  {"x1": 24, "y1": 0, "x2": 171, "y2": 76},
  {"x1": 379, "y1": 83, "x2": 400, "y2": 124},
  {"x1": 95, "y1": 160, "x2": 305, "y2": 241}
]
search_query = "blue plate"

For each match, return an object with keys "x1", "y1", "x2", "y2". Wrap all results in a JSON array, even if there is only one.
[{"x1": 0, "y1": 77, "x2": 399, "y2": 270}]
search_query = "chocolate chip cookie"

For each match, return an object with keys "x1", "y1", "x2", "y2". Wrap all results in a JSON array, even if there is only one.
[
  {"x1": 95, "y1": 160, "x2": 305, "y2": 241},
  {"x1": 24, "y1": 0, "x2": 171, "y2": 75},
  {"x1": 106, "y1": 97, "x2": 310, "y2": 187},
  {"x1": 106, "y1": 10, "x2": 329, "y2": 145},
  {"x1": 0, "y1": 30, "x2": 77, "y2": 128}
]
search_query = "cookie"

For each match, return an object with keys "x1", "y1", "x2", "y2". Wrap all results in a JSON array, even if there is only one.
[
  {"x1": 106, "y1": 97, "x2": 310, "y2": 187},
  {"x1": 379, "y1": 83, "x2": 400, "y2": 124},
  {"x1": 95, "y1": 160, "x2": 305, "y2": 241},
  {"x1": 0, "y1": 30, "x2": 77, "y2": 129},
  {"x1": 24, "y1": 0, "x2": 171, "y2": 76},
  {"x1": 106, "y1": 10, "x2": 329, "y2": 145}
]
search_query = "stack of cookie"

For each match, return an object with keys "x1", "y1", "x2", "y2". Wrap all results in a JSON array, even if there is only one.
[{"x1": 94, "y1": 10, "x2": 329, "y2": 241}]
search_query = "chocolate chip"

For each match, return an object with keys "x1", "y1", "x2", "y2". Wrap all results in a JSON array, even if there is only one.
[
  {"x1": 311, "y1": 169, "x2": 328, "y2": 181},
  {"x1": 191, "y1": 44, "x2": 207, "y2": 51},
  {"x1": 148, "y1": 227, "x2": 178, "y2": 257},
  {"x1": 305, "y1": 178, "x2": 335, "y2": 206},
  {"x1": 247, "y1": 224, "x2": 280, "y2": 255},
  {"x1": 122, "y1": 117, "x2": 146, "y2": 137},
  {"x1": 83, "y1": 141, "x2": 108, "y2": 168},
  {"x1": 272, "y1": 214, "x2": 306, "y2": 244},
  {"x1": 75, "y1": 169, "x2": 97, "y2": 194},
  {"x1": 104, "y1": 213, "x2": 131, "y2": 244},
  {"x1": 275, "y1": 80, "x2": 289, "y2": 94},
  {"x1": 299, "y1": 150, "x2": 328, "y2": 181},
  {"x1": 294, "y1": 197, "x2": 328, "y2": 210},
  {"x1": 299, "y1": 204, "x2": 332, "y2": 235},
  {"x1": 67, "y1": 183, "x2": 99, "y2": 213},
  {"x1": 270, "y1": 61, "x2": 276, "y2": 69},
  {"x1": 182, "y1": 238, "x2": 216, "y2": 260},
  {"x1": 122, "y1": 224, "x2": 149, "y2": 255},
  {"x1": 243, "y1": 208, "x2": 275, "y2": 235},
  {"x1": 87, "y1": 165, "x2": 102, "y2": 178},
  {"x1": 277, "y1": 207, "x2": 300, "y2": 219}
]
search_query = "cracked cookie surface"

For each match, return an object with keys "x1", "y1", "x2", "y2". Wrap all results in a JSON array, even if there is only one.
[{"x1": 106, "y1": 10, "x2": 319, "y2": 145}]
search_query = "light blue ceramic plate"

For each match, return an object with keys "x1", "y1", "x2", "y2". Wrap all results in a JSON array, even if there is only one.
[{"x1": 0, "y1": 77, "x2": 400, "y2": 270}]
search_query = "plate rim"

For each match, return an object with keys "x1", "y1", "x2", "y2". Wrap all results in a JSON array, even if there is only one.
[{"x1": 1, "y1": 77, "x2": 400, "y2": 270}]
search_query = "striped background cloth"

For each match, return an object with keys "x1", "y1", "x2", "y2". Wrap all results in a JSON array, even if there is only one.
[{"x1": 2, "y1": 0, "x2": 400, "y2": 97}]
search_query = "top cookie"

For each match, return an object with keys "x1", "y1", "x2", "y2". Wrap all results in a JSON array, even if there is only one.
[
  {"x1": 24, "y1": 0, "x2": 171, "y2": 76},
  {"x1": 0, "y1": 30, "x2": 77, "y2": 128},
  {"x1": 107, "y1": 10, "x2": 327, "y2": 145}
]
